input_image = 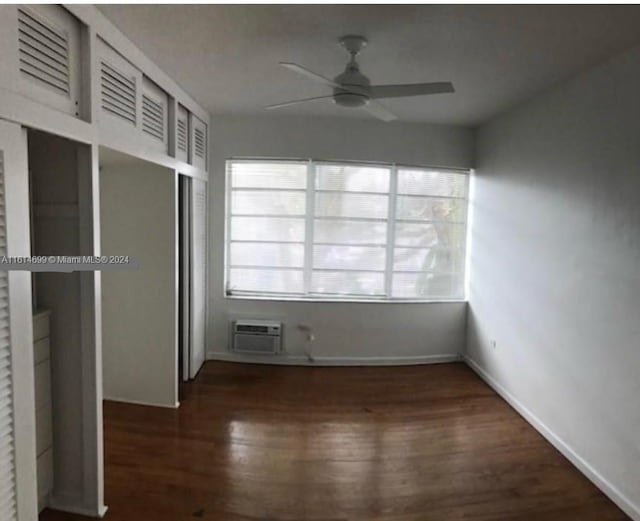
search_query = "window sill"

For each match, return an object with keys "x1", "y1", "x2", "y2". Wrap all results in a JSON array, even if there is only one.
[{"x1": 224, "y1": 293, "x2": 466, "y2": 304}]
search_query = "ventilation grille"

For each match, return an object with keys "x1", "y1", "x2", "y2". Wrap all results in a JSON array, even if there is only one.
[
  {"x1": 177, "y1": 118, "x2": 188, "y2": 153},
  {"x1": 233, "y1": 334, "x2": 281, "y2": 355},
  {"x1": 194, "y1": 127, "x2": 205, "y2": 158},
  {"x1": 18, "y1": 7, "x2": 70, "y2": 96},
  {"x1": 142, "y1": 95, "x2": 164, "y2": 141},
  {"x1": 100, "y1": 61, "x2": 136, "y2": 125},
  {"x1": 0, "y1": 152, "x2": 17, "y2": 521}
]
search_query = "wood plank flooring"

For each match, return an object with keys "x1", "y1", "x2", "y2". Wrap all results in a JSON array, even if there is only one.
[{"x1": 41, "y1": 361, "x2": 629, "y2": 521}]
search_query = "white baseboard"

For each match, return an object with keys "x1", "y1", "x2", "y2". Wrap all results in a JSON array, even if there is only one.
[
  {"x1": 464, "y1": 355, "x2": 640, "y2": 521},
  {"x1": 207, "y1": 351, "x2": 461, "y2": 367},
  {"x1": 103, "y1": 396, "x2": 180, "y2": 409},
  {"x1": 49, "y1": 494, "x2": 108, "y2": 518}
]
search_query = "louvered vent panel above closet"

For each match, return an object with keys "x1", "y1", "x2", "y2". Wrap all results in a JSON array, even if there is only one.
[
  {"x1": 177, "y1": 119, "x2": 187, "y2": 153},
  {"x1": 140, "y1": 76, "x2": 168, "y2": 153},
  {"x1": 194, "y1": 128, "x2": 205, "y2": 159},
  {"x1": 142, "y1": 95, "x2": 164, "y2": 141},
  {"x1": 0, "y1": 152, "x2": 17, "y2": 521},
  {"x1": 100, "y1": 61, "x2": 137, "y2": 125},
  {"x1": 17, "y1": 7, "x2": 70, "y2": 96},
  {"x1": 191, "y1": 116, "x2": 207, "y2": 170},
  {"x1": 175, "y1": 104, "x2": 189, "y2": 163}
]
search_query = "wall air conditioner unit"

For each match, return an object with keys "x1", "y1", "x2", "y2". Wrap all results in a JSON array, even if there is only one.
[{"x1": 232, "y1": 320, "x2": 282, "y2": 355}]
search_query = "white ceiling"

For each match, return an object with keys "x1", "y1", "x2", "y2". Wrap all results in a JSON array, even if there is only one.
[{"x1": 98, "y1": 5, "x2": 640, "y2": 126}]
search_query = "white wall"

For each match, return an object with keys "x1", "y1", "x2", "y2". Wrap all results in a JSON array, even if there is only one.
[
  {"x1": 467, "y1": 44, "x2": 640, "y2": 519},
  {"x1": 100, "y1": 159, "x2": 178, "y2": 407},
  {"x1": 209, "y1": 115, "x2": 474, "y2": 364}
]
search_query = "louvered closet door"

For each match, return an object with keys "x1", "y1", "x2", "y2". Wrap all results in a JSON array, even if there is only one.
[
  {"x1": 0, "y1": 149, "x2": 17, "y2": 521},
  {"x1": 0, "y1": 121, "x2": 38, "y2": 521},
  {"x1": 189, "y1": 179, "x2": 207, "y2": 379}
]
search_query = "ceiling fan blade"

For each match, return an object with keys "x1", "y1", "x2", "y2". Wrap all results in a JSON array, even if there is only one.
[
  {"x1": 279, "y1": 62, "x2": 341, "y2": 89},
  {"x1": 265, "y1": 95, "x2": 334, "y2": 110},
  {"x1": 369, "y1": 82, "x2": 455, "y2": 99},
  {"x1": 363, "y1": 101, "x2": 397, "y2": 122},
  {"x1": 279, "y1": 62, "x2": 369, "y2": 96}
]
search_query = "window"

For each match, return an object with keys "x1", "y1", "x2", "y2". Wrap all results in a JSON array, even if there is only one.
[{"x1": 226, "y1": 159, "x2": 469, "y2": 301}]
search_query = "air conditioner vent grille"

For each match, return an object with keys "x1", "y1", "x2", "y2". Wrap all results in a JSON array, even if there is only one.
[
  {"x1": 236, "y1": 325, "x2": 270, "y2": 334},
  {"x1": 142, "y1": 94, "x2": 164, "y2": 141},
  {"x1": 232, "y1": 320, "x2": 282, "y2": 355},
  {"x1": 100, "y1": 61, "x2": 136, "y2": 125},
  {"x1": 18, "y1": 7, "x2": 70, "y2": 96}
]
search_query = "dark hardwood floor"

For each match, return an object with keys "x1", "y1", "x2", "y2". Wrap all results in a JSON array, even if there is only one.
[{"x1": 41, "y1": 361, "x2": 629, "y2": 521}]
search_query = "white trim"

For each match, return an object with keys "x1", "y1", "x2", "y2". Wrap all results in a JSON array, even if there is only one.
[
  {"x1": 103, "y1": 397, "x2": 180, "y2": 409},
  {"x1": 464, "y1": 355, "x2": 640, "y2": 521},
  {"x1": 179, "y1": 175, "x2": 191, "y2": 382},
  {"x1": 226, "y1": 293, "x2": 466, "y2": 304},
  {"x1": 203, "y1": 177, "x2": 210, "y2": 386},
  {"x1": 384, "y1": 165, "x2": 398, "y2": 297},
  {"x1": 173, "y1": 172, "x2": 181, "y2": 392},
  {"x1": 48, "y1": 495, "x2": 109, "y2": 518},
  {"x1": 2, "y1": 121, "x2": 38, "y2": 521},
  {"x1": 77, "y1": 142, "x2": 107, "y2": 516},
  {"x1": 0, "y1": 87, "x2": 94, "y2": 144},
  {"x1": 224, "y1": 162, "x2": 232, "y2": 293},
  {"x1": 463, "y1": 169, "x2": 475, "y2": 301},
  {"x1": 302, "y1": 159, "x2": 315, "y2": 294},
  {"x1": 98, "y1": 126, "x2": 208, "y2": 181},
  {"x1": 208, "y1": 352, "x2": 461, "y2": 367},
  {"x1": 230, "y1": 156, "x2": 471, "y2": 174}
]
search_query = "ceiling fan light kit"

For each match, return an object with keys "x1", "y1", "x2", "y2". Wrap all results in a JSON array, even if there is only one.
[{"x1": 267, "y1": 35, "x2": 455, "y2": 122}]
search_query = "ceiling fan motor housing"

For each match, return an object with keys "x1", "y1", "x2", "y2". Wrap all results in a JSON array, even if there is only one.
[{"x1": 333, "y1": 65, "x2": 370, "y2": 107}]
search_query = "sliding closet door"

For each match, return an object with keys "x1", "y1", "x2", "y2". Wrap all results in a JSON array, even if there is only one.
[
  {"x1": 189, "y1": 178, "x2": 206, "y2": 379},
  {"x1": 179, "y1": 175, "x2": 191, "y2": 382},
  {"x1": 0, "y1": 121, "x2": 37, "y2": 521}
]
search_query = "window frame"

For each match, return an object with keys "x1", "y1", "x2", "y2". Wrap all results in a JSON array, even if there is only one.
[{"x1": 225, "y1": 158, "x2": 470, "y2": 303}]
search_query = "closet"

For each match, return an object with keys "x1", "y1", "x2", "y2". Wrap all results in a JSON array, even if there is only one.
[
  {"x1": 27, "y1": 129, "x2": 98, "y2": 514},
  {"x1": 99, "y1": 148, "x2": 178, "y2": 408},
  {"x1": 0, "y1": 4, "x2": 210, "y2": 520}
]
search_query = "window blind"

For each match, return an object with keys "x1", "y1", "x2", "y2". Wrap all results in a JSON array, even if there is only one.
[
  {"x1": 226, "y1": 159, "x2": 469, "y2": 301},
  {"x1": 227, "y1": 161, "x2": 307, "y2": 295}
]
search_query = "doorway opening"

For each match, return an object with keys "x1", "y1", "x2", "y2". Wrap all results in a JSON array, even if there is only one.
[
  {"x1": 27, "y1": 129, "x2": 96, "y2": 514},
  {"x1": 99, "y1": 147, "x2": 179, "y2": 408}
]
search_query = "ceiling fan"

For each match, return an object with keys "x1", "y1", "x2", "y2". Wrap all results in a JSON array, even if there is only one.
[{"x1": 266, "y1": 35, "x2": 455, "y2": 122}]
